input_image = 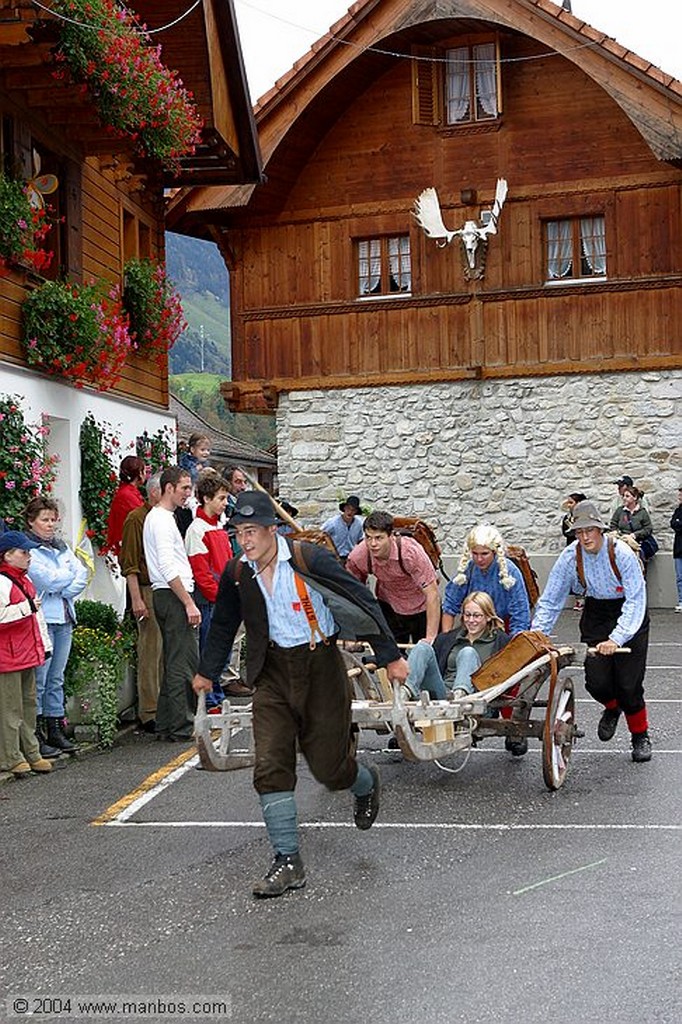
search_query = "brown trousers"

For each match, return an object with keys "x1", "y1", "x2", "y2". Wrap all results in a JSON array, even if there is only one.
[
  {"x1": 252, "y1": 640, "x2": 356, "y2": 795},
  {"x1": 136, "y1": 583, "x2": 163, "y2": 723},
  {"x1": 0, "y1": 668, "x2": 41, "y2": 770}
]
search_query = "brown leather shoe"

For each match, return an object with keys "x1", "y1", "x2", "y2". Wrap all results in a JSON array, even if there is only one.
[
  {"x1": 28, "y1": 758, "x2": 53, "y2": 773},
  {"x1": 222, "y1": 681, "x2": 254, "y2": 698},
  {"x1": 10, "y1": 761, "x2": 32, "y2": 777}
]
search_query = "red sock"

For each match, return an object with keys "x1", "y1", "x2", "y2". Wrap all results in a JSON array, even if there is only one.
[
  {"x1": 603, "y1": 699, "x2": 619, "y2": 710},
  {"x1": 625, "y1": 707, "x2": 648, "y2": 735}
]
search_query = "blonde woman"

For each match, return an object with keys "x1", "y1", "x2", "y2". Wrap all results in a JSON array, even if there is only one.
[
  {"x1": 432, "y1": 591, "x2": 509, "y2": 697},
  {"x1": 441, "y1": 523, "x2": 530, "y2": 635}
]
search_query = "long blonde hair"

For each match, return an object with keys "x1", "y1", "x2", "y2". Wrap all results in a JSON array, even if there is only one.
[
  {"x1": 462, "y1": 591, "x2": 505, "y2": 631},
  {"x1": 453, "y1": 523, "x2": 516, "y2": 590}
]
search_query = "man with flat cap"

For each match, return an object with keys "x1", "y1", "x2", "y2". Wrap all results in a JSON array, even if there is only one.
[
  {"x1": 192, "y1": 491, "x2": 408, "y2": 898},
  {"x1": 321, "y1": 494, "x2": 365, "y2": 563},
  {"x1": 532, "y1": 500, "x2": 652, "y2": 762}
]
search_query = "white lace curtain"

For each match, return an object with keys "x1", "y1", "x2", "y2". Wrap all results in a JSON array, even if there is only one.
[
  {"x1": 358, "y1": 239, "x2": 381, "y2": 295},
  {"x1": 446, "y1": 43, "x2": 497, "y2": 123},
  {"x1": 580, "y1": 216, "x2": 606, "y2": 275},
  {"x1": 388, "y1": 236, "x2": 411, "y2": 292},
  {"x1": 547, "y1": 220, "x2": 573, "y2": 279}
]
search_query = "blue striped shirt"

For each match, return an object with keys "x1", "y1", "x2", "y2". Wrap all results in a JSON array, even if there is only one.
[
  {"x1": 247, "y1": 535, "x2": 337, "y2": 646},
  {"x1": 532, "y1": 538, "x2": 646, "y2": 646}
]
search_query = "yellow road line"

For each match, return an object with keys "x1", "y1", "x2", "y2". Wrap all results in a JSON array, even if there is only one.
[{"x1": 91, "y1": 745, "x2": 198, "y2": 826}]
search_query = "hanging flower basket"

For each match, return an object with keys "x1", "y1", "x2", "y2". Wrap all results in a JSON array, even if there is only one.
[
  {"x1": 123, "y1": 258, "x2": 186, "y2": 368},
  {"x1": 22, "y1": 279, "x2": 132, "y2": 391},
  {"x1": 0, "y1": 396, "x2": 59, "y2": 526},
  {"x1": 51, "y1": 0, "x2": 203, "y2": 165},
  {"x1": 0, "y1": 172, "x2": 53, "y2": 276}
]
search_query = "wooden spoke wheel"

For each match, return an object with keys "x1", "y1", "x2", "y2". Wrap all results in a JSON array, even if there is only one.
[{"x1": 542, "y1": 672, "x2": 576, "y2": 791}]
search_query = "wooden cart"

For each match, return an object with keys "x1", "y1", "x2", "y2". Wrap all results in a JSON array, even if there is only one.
[{"x1": 194, "y1": 637, "x2": 584, "y2": 791}]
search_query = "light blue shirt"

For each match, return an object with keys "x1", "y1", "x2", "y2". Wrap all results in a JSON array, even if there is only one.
[
  {"x1": 321, "y1": 513, "x2": 364, "y2": 557},
  {"x1": 247, "y1": 535, "x2": 337, "y2": 647},
  {"x1": 532, "y1": 538, "x2": 646, "y2": 647}
]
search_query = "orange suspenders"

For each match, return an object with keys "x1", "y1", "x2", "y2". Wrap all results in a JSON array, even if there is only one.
[{"x1": 293, "y1": 572, "x2": 329, "y2": 649}]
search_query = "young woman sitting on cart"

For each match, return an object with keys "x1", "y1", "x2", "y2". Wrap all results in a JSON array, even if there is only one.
[{"x1": 401, "y1": 592, "x2": 509, "y2": 701}]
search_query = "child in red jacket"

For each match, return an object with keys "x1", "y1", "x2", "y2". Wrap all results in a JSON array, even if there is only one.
[{"x1": 0, "y1": 532, "x2": 52, "y2": 777}]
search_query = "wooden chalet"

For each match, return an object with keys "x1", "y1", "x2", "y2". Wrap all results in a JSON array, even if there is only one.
[
  {"x1": 0, "y1": 0, "x2": 262, "y2": 545},
  {"x1": 167, "y1": 0, "x2": 682, "y2": 414}
]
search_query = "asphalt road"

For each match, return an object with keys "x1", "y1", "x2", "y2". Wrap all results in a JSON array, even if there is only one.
[{"x1": 1, "y1": 610, "x2": 680, "y2": 1024}]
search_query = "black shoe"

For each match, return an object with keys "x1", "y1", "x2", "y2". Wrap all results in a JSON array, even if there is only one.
[
  {"x1": 353, "y1": 765, "x2": 381, "y2": 830},
  {"x1": 597, "y1": 707, "x2": 621, "y2": 742},
  {"x1": 387, "y1": 735, "x2": 400, "y2": 750},
  {"x1": 139, "y1": 719, "x2": 156, "y2": 734},
  {"x1": 252, "y1": 854, "x2": 306, "y2": 898},
  {"x1": 505, "y1": 735, "x2": 528, "y2": 757},
  {"x1": 631, "y1": 732, "x2": 652, "y2": 763},
  {"x1": 45, "y1": 717, "x2": 77, "y2": 753},
  {"x1": 35, "y1": 718, "x2": 61, "y2": 759}
]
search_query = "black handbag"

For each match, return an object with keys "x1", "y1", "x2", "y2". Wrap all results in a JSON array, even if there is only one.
[{"x1": 639, "y1": 535, "x2": 659, "y2": 560}]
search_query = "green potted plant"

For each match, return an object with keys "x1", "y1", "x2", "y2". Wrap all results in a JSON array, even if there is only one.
[
  {"x1": 0, "y1": 395, "x2": 58, "y2": 525},
  {"x1": 0, "y1": 171, "x2": 53, "y2": 275},
  {"x1": 51, "y1": 0, "x2": 203, "y2": 165},
  {"x1": 123, "y1": 258, "x2": 186, "y2": 369},
  {"x1": 64, "y1": 600, "x2": 136, "y2": 747},
  {"x1": 22, "y1": 278, "x2": 132, "y2": 391},
  {"x1": 79, "y1": 413, "x2": 120, "y2": 554}
]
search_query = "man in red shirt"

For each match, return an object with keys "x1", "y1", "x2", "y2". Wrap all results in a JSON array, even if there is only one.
[{"x1": 346, "y1": 511, "x2": 441, "y2": 644}]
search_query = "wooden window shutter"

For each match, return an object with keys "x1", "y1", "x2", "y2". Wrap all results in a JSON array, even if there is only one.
[{"x1": 411, "y1": 46, "x2": 441, "y2": 125}]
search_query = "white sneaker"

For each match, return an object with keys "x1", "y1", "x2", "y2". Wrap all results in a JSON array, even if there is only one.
[{"x1": 675, "y1": 604, "x2": 682, "y2": 613}]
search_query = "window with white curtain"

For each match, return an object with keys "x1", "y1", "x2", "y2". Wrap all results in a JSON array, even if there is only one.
[
  {"x1": 357, "y1": 236, "x2": 411, "y2": 297},
  {"x1": 545, "y1": 216, "x2": 606, "y2": 281},
  {"x1": 445, "y1": 42, "x2": 499, "y2": 125}
]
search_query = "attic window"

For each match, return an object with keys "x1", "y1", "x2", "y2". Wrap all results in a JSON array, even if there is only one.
[
  {"x1": 545, "y1": 216, "x2": 606, "y2": 282},
  {"x1": 357, "y1": 236, "x2": 411, "y2": 297},
  {"x1": 412, "y1": 38, "x2": 501, "y2": 127}
]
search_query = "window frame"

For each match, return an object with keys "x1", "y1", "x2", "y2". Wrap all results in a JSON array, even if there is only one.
[
  {"x1": 412, "y1": 35, "x2": 502, "y2": 129},
  {"x1": 356, "y1": 234, "x2": 412, "y2": 299},
  {"x1": 543, "y1": 215, "x2": 607, "y2": 285}
]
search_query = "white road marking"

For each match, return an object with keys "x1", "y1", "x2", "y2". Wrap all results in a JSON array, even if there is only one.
[
  {"x1": 104, "y1": 820, "x2": 682, "y2": 831},
  {"x1": 511, "y1": 858, "x2": 607, "y2": 895}
]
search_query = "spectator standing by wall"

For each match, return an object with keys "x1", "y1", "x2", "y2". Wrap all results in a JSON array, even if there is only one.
[
  {"x1": 143, "y1": 467, "x2": 200, "y2": 741},
  {"x1": 106, "y1": 456, "x2": 146, "y2": 557},
  {"x1": 671, "y1": 486, "x2": 682, "y2": 612},
  {"x1": 24, "y1": 497, "x2": 88, "y2": 754}
]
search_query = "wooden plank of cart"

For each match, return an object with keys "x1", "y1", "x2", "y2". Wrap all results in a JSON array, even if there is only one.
[{"x1": 194, "y1": 630, "x2": 594, "y2": 791}]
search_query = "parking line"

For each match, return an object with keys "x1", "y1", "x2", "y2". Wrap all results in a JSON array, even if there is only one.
[
  {"x1": 511, "y1": 858, "x2": 607, "y2": 895},
  {"x1": 92, "y1": 746, "x2": 198, "y2": 825},
  {"x1": 103, "y1": 820, "x2": 682, "y2": 831}
]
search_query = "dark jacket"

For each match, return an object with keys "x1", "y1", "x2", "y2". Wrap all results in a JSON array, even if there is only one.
[
  {"x1": 609, "y1": 505, "x2": 653, "y2": 541},
  {"x1": 432, "y1": 626, "x2": 509, "y2": 679},
  {"x1": 198, "y1": 538, "x2": 402, "y2": 687},
  {"x1": 671, "y1": 504, "x2": 682, "y2": 559}
]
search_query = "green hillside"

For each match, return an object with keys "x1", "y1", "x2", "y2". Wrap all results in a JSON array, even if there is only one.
[{"x1": 171, "y1": 373, "x2": 275, "y2": 452}]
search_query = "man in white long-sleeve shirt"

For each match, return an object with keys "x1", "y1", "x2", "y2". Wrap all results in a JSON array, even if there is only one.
[
  {"x1": 532, "y1": 500, "x2": 651, "y2": 763},
  {"x1": 143, "y1": 467, "x2": 200, "y2": 741}
]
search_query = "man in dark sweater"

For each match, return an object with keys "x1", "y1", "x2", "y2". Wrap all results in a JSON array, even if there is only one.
[{"x1": 193, "y1": 491, "x2": 408, "y2": 898}]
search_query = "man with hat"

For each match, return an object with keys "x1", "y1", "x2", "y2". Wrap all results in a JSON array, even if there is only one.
[
  {"x1": 192, "y1": 491, "x2": 408, "y2": 897},
  {"x1": 532, "y1": 500, "x2": 652, "y2": 762},
  {"x1": 321, "y1": 495, "x2": 365, "y2": 563},
  {"x1": 611, "y1": 474, "x2": 650, "y2": 515}
]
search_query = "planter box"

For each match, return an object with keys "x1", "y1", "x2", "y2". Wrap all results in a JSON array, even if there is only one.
[{"x1": 65, "y1": 664, "x2": 137, "y2": 729}]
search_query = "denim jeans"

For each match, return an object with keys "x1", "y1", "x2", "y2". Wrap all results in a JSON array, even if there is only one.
[
  {"x1": 675, "y1": 557, "x2": 682, "y2": 604},
  {"x1": 405, "y1": 643, "x2": 447, "y2": 700},
  {"x1": 35, "y1": 621, "x2": 73, "y2": 717},
  {"x1": 452, "y1": 646, "x2": 482, "y2": 694}
]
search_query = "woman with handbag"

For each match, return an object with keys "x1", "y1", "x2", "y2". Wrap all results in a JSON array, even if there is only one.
[
  {"x1": 610, "y1": 486, "x2": 657, "y2": 564},
  {"x1": 24, "y1": 497, "x2": 88, "y2": 754},
  {"x1": 0, "y1": 531, "x2": 53, "y2": 777}
]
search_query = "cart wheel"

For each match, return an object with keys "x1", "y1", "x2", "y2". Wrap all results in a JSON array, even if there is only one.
[{"x1": 542, "y1": 673, "x2": 576, "y2": 791}]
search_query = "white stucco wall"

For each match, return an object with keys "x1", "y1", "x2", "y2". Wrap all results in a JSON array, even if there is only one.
[
  {"x1": 275, "y1": 369, "x2": 682, "y2": 608},
  {"x1": 1, "y1": 363, "x2": 175, "y2": 602}
]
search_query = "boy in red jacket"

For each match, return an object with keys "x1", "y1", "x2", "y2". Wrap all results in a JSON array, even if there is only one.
[{"x1": 0, "y1": 532, "x2": 53, "y2": 777}]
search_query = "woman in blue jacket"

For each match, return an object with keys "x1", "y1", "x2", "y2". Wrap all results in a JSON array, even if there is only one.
[{"x1": 24, "y1": 497, "x2": 88, "y2": 753}]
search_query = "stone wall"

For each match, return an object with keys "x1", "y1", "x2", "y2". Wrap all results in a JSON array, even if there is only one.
[{"x1": 276, "y1": 369, "x2": 682, "y2": 606}]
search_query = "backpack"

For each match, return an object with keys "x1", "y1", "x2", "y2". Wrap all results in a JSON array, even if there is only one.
[
  {"x1": 505, "y1": 544, "x2": 540, "y2": 609},
  {"x1": 390, "y1": 516, "x2": 449, "y2": 580}
]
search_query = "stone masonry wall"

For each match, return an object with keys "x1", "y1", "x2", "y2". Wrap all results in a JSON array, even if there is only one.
[{"x1": 276, "y1": 370, "x2": 682, "y2": 574}]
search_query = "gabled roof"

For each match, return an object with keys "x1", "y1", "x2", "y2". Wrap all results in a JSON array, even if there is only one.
[
  {"x1": 170, "y1": 393, "x2": 275, "y2": 469},
  {"x1": 167, "y1": 0, "x2": 682, "y2": 229},
  {"x1": 0, "y1": 0, "x2": 262, "y2": 187}
]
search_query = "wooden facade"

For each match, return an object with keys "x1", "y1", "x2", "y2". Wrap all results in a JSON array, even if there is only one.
[
  {"x1": 167, "y1": 0, "x2": 682, "y2": 413},
  {"x1": 0, "y1": 0, "x2": 261, "y2": 408}
]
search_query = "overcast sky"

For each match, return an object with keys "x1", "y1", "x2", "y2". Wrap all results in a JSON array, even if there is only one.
[{"x1": 234, "y1": 0, "x2": 682, "y2": 103}]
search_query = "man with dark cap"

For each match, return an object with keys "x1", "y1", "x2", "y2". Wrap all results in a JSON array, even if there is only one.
[
  {"x1": 192, "y1": 491, "x2": 408, "y2": 898},
  {"x1": 321, "y1": 495, "x2": 365, "y2": 563},
  {"x1": 532, "y1": 500, "x2": 652, "y2": 762}
]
